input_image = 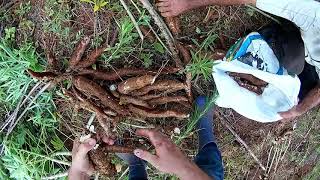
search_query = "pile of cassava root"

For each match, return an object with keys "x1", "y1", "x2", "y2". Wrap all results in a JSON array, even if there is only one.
[{"x1": 27, "y1": 2, "x2": 196, "y2": 175}]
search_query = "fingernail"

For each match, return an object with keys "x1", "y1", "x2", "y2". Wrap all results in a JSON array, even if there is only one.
[
  {"x1": 88, "y1": 139, "x2": 96, "y2": 146},
  {"x1": 134, "y1": 149, "x2": 141, "y2": 156}
]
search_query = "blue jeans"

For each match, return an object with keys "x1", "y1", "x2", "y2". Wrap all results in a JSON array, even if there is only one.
[{"x1": 126, "y1": 96, "x2": 224, "y2": 180}]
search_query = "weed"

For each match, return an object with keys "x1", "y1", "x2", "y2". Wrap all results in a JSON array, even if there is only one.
[
  {"x1": 43, "y1": 0, "x2": 71, "y2": 40},
  {"x1": 80, "y1": 0, "x2": 109, "y2": 12},
  {"x1": 0, "y1": 36, "x2": 67, "y2": 179},
  {"x1": 175, "y1": 92, "x2": 218, "y2": 145},
  {"x1": 103, "y1": 18, "x2": 139, "y2": 63},
  {"x1": 14, "y1": 1, "x2": 32, "y2": 18},
  {"x1": 185, "y1": 51, "x2": 217, "y2": 81}
]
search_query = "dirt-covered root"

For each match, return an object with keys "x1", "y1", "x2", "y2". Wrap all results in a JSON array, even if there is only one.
[
  {"x1": 165, "y1": 17, "x2": 181, "y2": 35},
  {"x1": 27, "y1": 70, "x2": 57, "y2": 80},
  {"x1": 130, "y1": 80, "x2": 187, "y2": 96},
  {"x1": 148, "y1": 96, "x2": 189, "y2": 106},
  {"x1": 117, "y1": 75, "x2": 156, "y2": 94},
  {"x1": 128, "y1": 105, "x2": 189, "y2": 119},
  {"x1": 46, "y1": 51, "x2": 58, "y2": 70},
  {"x1": 78, "y1": 67, "x2": 181, "y2": 81},
  {"x1": 229, "y1": 72, "x2": 268, "y2": 86},
  {"x1": 120, "y1": 95, "x2": 151, "y2": 109},
  {"x1": 74, "y1": 44, "x2": 108, "y2": 69},
  {"x1": 68, "y1": 36, "x2": 91, "y2": 69},
  {"x1": 89, "y1": 148, "x2": 116, "y2": 176},
  {"x1": 73, "y1": 76, "x2": 129, "y2": 115},
  {"x1": 140, "y1": 25, "x2": 156, "y2": 43},
  {"x1": 176, "y1": 43, "x2": 191, "y2": 65}
]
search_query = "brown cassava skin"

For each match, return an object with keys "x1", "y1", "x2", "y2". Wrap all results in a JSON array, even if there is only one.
[
  {"x1": 78, "y1": 67, "x2": 181, "y2": 81},
  {"x1": 74, "y1": 45, "x2": 107, "y2": 69},
  {"x1": 69, "y1": 36, "x2": 91, "y2": 69},
  {"x1": 229, "y1": 72, "x2": 268, "y2": 86},
  {"x1": 130, "y1": 80, "x2": 186, "y2": 96},
  {"x1": 117, "y1": 75, "x2": 155, "y2": 94},
  {"x1": 120, "y1": 95, "x2": 151, "y2": 109},
  {"x1": 27, "y1": 69, "x2": 57, "y2": 80},
  {"x1": 140, "y1": 25, "x2": 156, "y2": 43},
  {"x1": 176, "y1": 43, "x2": 191, "y2": 65},
  {"x1": 148, "y1": 96, "x2": 189, "y2": 106},
  {"x1": 128, "y1": 105, "x2": 189, "y2": 119},
  {"x1": 89, "y1": 149, "x2": 116, "y2": 176},
  {"x1": 165, "y1": 17, "x2": 181, "y2": 35},
  {"x1": 73, "y1": 76, "x2": 129, "y2": 115}
]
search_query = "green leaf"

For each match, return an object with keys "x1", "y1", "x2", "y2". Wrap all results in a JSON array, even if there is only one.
[
  {"x1": 153, "y1": 42, "x2": 165, "y2": 54},
  {"x1": 80, "y1": 0, "x2": 94, "y2": 4},
  {"x1": 50, "y1": 136, "x2": 64, "y2": 151},
  {"x1": 93, "y1": 4, "x2": 100, "y2": 12}
]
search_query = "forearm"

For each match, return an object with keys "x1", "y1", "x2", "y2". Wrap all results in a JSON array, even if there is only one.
[
  {"x1": 297, "y1": 84, "x2": 320, "y2": 114},
  {"x1": 175, "y1": 162, "x2": 212, "y2": 180}
]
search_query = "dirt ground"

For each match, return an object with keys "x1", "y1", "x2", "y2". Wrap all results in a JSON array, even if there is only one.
[{"x1": 2, "y1": 0, "x2": 319, "y2": 179}]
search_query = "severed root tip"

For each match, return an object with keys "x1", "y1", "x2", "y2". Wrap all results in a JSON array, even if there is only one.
[
  {"x1": 109, "y1": 84, "x2": 120, "y2": 98},
  {"x1": 130, "y1": 80, "x2": 186, "y2": 96},
  {"x1": 27, "y1": 69, "x2": 57, "y2": 80},
  {"x1": 74, "y1": 44, "x2": 108, "y2": 69},
  {"x1": 120, "y1": 95, "x2": 151, "y2": 109},
  {"x1": 128, "y1": 105, "x2": 189, "y2": 119},
  {"x1": 117, "y1": 75, "x2": 156, "y2": 94}
]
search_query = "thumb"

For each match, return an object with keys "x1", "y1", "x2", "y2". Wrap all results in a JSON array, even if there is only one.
[
  {"x1": 134, "y1": 149, "x2": 158, "y2": 165},
  {"x1": 77, "y1": 138, "x2": 96, "y2": 158}
]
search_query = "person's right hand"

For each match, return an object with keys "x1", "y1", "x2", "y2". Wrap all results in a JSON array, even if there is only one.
[{"x1": 133, "y1": 129, "x2": 211, "y2": 180}]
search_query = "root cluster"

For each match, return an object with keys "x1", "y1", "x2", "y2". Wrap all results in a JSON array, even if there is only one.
[{"x1": 28, "y1": 33, "x2": 192, "y2": 175}]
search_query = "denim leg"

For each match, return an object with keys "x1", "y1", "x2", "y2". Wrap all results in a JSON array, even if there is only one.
[
  {"x1": 194, "y1": 96, "x2": 224, "y2": 180},
  {"x1": 116, "y1": 153, "x2": 148, "y2": 180}
]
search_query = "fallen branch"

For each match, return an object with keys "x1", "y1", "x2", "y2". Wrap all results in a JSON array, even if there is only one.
[
  {"x1": 119, "y1": 0, "x2": 144, "y2": 41},
  {"x1": 139, "y1": 0, "x2": 183, "y2": 68},
  {"x1": 129, "y1": 105, "x2": 189, "y2": 119},
  {"x1": 219, "y1": 117, "x2": 267, "y2": 171},
  {"x1": 117, "y1": 75, "x2": 156, "y2": 94}
]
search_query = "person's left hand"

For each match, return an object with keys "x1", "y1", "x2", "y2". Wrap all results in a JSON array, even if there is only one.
[
  {"x1": 69, "y1": 136, "x2": 115, "y2": 179},
  {"x1": 69, "y1": 138, "x2": 96, "y2": 177}
]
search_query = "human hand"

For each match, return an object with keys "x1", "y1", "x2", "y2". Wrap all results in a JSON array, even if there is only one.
[
  {"x1": 68, "y1": 136, "x2": 115, "y2": 180},
  {"x1": 133, "y1": 129, "x2": 210, "y2": 179}
]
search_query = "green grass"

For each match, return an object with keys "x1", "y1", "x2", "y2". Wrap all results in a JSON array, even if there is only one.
[{"x1": 0, "y1": 30, "x2": 68, "y2": 179}]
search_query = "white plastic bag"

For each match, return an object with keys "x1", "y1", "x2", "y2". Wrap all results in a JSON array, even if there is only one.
[{"x1": 212, "y1": 32, "x2": 300, "y2": 122}]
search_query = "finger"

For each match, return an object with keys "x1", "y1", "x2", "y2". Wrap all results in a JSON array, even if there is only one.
[
  {"x1": 136, "y1": 129, "x2": 167, "y2": 147},
  {"x1": 76, "y1": 138, "x2": 96, "y2": 159},
  {"x1": 102, "y1": 136, "x2": 115, "y2": 145},
  {"x1": 134, "y1": 149, "x2": 158, "y2": 165}
]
